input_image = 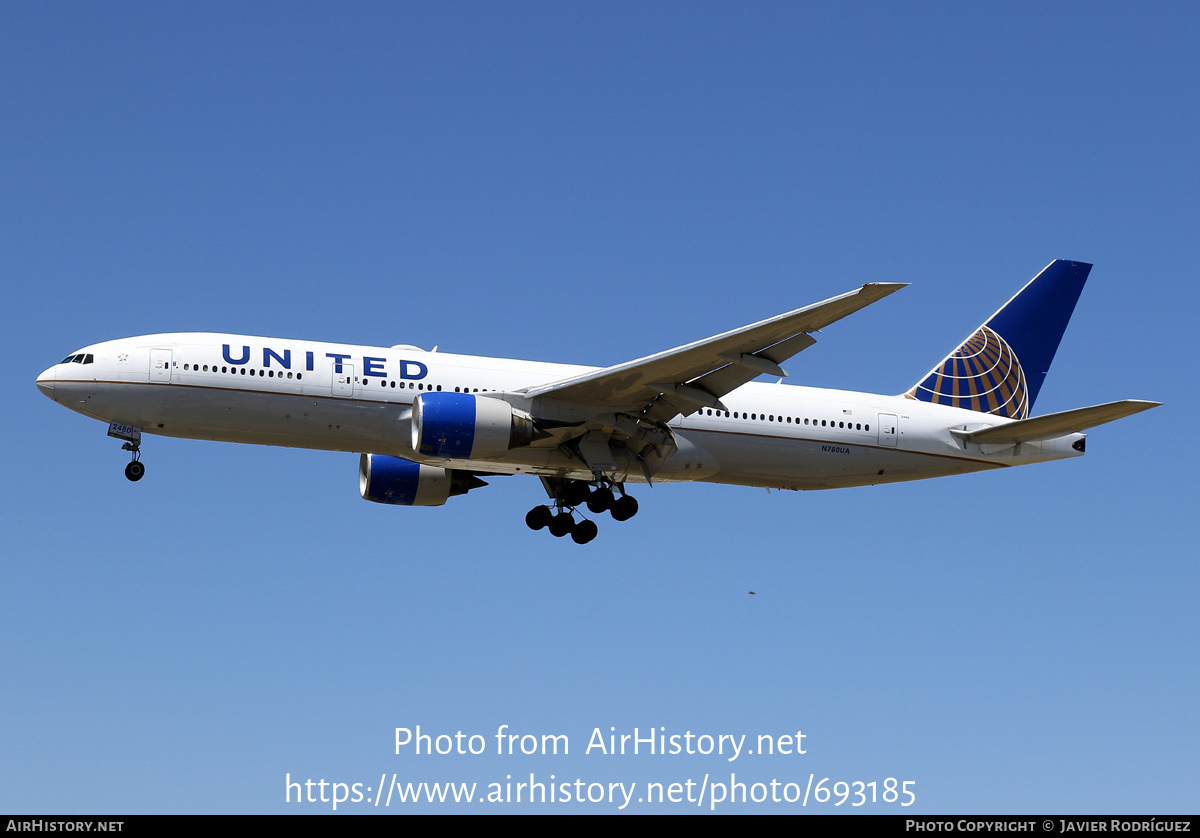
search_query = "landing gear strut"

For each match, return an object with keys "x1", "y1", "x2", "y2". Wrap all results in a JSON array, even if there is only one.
[
  {"x1": 525, "y1": 478, "x2": 638, "y2": 544},
  {"x1": 108, "y1": 422, "x2": 146, "y2": 483}
]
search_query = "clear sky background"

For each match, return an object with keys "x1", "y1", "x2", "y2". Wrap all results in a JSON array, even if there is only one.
[{"x1": 2, "y1": 2, "x2": 1196, "y2": 814}]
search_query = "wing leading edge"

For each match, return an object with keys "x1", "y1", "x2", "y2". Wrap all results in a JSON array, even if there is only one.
[{"x1": 521, "y1": 282, "x2": 907, "y2": 421}]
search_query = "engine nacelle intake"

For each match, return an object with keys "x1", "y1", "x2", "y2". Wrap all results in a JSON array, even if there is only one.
[
  {"x1": 411, "y1": 392, "x2": 538, "y2": 459},
  {"x1": 359, "y1": 454, "x2": 484, "y2": 506}
]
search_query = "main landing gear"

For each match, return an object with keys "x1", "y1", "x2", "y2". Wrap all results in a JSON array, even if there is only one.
[{"x1": 525, "y1": 479, "x2": 638, "y2": 544}]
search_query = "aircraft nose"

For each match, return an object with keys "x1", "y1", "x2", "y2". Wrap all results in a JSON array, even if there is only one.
[{"x1": 36, "y1": 365, "x2": 57, "y2": 400}]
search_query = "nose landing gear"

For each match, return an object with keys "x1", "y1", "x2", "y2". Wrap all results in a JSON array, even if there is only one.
[{"x1": 108, "y1": 421, "x2": 145, "y2": 482}]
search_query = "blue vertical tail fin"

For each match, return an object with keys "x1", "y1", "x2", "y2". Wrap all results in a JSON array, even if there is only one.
[{"x1": 905, "y1": 260, "x2": 1091, "y2": 418}]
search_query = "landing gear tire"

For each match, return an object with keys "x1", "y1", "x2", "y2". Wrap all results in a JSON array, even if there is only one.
[
  {"x1": 125, "y1": 461, "x2": 145, "y2": 482},
  {"x1": 525, "y1": 505, "x2": 552, "y2": 531},
  {"x1": 548, "y1": 512, "x2": 575, "y2": 538},
  {"x1": 586, "y1": 486, "x2": 614, "y2": 513},
  {"x1": 610, "y1": 495, "x2": 638, "y2": 522},
  {"x1": 571, "y1": 519, "x2": 598, "y2": 545},
  {"x1": 560, "y1": 480, "x2": 591, "y2": 508}
]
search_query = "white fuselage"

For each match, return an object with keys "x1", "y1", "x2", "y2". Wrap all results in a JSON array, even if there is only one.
[{"x1": 36, "y1": 333, "x2": 1084, "y2": 490}]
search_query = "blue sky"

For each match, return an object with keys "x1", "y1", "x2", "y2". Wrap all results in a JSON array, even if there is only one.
[{"x1": 2, "y1": 2, "x2": 1196, "y2": 813}]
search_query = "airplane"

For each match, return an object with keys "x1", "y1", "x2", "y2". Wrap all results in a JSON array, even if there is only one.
[{"x1": 36, "y1": 259, "x2": 1159, "y2": 544}]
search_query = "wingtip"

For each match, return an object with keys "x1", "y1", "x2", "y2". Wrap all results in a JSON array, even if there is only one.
[{"x1": 861, "y1": 282, "x2": 910, "y2": 295}]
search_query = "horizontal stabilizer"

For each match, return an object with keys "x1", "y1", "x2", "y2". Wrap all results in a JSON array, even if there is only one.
[{"x1": 950, "y1": 400, "x2": 1161, "y2": 444}]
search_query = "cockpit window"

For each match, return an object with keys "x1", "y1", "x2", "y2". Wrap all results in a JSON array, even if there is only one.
[
  {"x1": 61, "y1": 354, "x2": 77, "y2": 364},
  {"x1": 83, "y1": 354, "x2": 93, "y2": 364},
  {"x1": 59, "y1": 353, "x2": 94, "y2": 364}
]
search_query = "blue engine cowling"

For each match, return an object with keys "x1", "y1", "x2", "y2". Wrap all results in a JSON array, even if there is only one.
[
  {"x1": 358, "y1": 454, "x2": 486, "y2": 506},
  {"x1": 411, "y1": 392, "x2": 537, "y2": 459}
]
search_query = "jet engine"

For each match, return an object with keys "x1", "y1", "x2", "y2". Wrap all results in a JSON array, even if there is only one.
[
  {"x1": 411, "y1": 392, "x2": 540, "y2": 459},
  {"x1": 358, "y1": 453, "x2": 486, "y2": 506}
]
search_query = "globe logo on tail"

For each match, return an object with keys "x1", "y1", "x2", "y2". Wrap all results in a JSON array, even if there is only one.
[{"x1": 908, "y1": 325, "x2": 1029, "y2": 419}]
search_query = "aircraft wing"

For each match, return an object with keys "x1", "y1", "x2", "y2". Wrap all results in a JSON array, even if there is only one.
[
  {"x1": 950, "y1": 399, "x2": 1161, "y2": 444},
  {"x1": 521, "y1": 282, "x2": 907, "y2": 421}
]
